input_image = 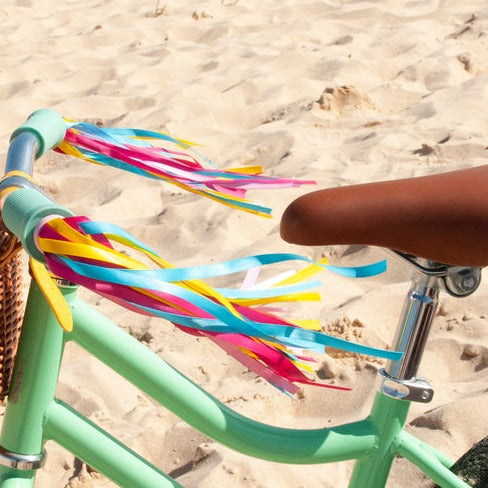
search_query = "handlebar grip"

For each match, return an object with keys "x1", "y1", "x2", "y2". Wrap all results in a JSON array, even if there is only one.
[
  {"x1": 10, "y1": 109, "x2": 66, "y2": 158},
  {"x1": 2, "y1": 187, "x2": 72, "y2": 262}
]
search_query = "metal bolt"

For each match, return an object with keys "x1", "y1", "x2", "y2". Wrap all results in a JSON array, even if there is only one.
[{"x1": 461, "y1": 274, "x2": 475, "y2": 290}]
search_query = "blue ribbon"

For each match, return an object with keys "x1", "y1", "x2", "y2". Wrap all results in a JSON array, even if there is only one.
[
  {"x1": 125, "y1": 302, "x2": 402, "y2": 361},
  {"x1": 78, "y1": 221, "x2": 388, "y2": 279}
]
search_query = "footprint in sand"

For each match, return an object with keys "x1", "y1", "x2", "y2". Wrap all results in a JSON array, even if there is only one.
[
  {"x1": 262, "y1": 100, "x2": 312, "y2": 124},
  {"x1": 316, "y1": 85, "x2": 374, "y2": 115}
]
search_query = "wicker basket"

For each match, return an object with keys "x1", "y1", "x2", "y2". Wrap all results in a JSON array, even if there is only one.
[{"x1": 0, "y1": 220, "x2": 24, "y2": 401}]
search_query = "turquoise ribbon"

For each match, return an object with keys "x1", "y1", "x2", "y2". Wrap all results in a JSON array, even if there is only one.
[
  {"x1": 127, "y1": 302, "x2": 402, "y2": 361},
  {"x1": 78, "y1": 221, "x2": 388, "y2": 279}
]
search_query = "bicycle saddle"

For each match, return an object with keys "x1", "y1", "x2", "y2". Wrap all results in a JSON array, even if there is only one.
[{"x1": 280, "y1": 165, "x2": 488, "y2": 267}]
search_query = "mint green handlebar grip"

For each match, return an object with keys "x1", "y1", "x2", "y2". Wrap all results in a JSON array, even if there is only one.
[
  {"x1": 2, "y1": 188, "x2": 72, "y2": 262},
  {"x1": 10, "y1": 109, "x2": 66, "y2": 158}
]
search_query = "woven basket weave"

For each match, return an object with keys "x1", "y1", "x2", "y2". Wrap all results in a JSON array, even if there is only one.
[{"x1": 0, "y1": 220, "x2": 24, "y2": 401}]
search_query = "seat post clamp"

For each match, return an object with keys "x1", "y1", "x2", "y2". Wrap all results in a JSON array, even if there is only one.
[
  {"x1": 379, "y1": 368, "x2": 434, "y2": 403},
  {"x1": 0, "y1": 445, "x2": 45, "y2": 470}
]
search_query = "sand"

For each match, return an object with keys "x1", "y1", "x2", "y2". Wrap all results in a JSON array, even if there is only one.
[{"x1": 1, "y1": 0, "x2": 488, "y2": 486}]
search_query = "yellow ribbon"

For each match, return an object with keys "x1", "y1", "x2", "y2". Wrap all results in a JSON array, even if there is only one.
[{"x1": 30, "y1": 258, "x2": 73, "y2": 332}]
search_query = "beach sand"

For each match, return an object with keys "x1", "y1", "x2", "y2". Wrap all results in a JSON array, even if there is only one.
[{"x1": 1, "y1": 1, "x2": 488, "y2": 486}]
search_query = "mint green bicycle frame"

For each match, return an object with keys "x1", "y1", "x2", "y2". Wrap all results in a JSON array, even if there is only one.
[{"x1": 0, "y1": 110, "x2": 474, "y2": 487}]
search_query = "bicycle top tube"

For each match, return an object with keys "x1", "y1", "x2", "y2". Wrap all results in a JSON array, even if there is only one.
[{"x1": 280, "y1": 164, "x2": 488, "y2": 268}]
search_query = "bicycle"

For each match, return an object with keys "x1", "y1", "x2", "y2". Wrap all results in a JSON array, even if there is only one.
[{"x1": 0, "y1": 109, "x2": 485, "y2": 487}]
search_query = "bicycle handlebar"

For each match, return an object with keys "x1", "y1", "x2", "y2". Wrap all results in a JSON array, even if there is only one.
[
  {"x1": 2, "y1": 187, "x2": 72, "y2": 262},
  {"x1": 2, "y1": 110, "x2": 72, "y2": 261},
  {"x1": 10, "y1": 109, "x2": 66, "y2": 159}
]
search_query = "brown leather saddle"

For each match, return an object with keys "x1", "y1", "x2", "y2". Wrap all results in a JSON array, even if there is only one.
[{"x1": 280, "y1": 165, "x2": 488, "y2": 267}]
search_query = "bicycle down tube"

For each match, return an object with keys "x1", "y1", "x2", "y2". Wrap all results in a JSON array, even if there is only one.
[{"x1": 0, "y1": 110, "x2": 474, "y2": 487}]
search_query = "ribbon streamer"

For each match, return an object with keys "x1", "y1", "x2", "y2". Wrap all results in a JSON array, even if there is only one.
[
  {"x1": 54, "y1": 120, "x2": 315, "y2": 216},
  {"x1": 35, "y1": 215, "x2": 400, "y2": 394}
]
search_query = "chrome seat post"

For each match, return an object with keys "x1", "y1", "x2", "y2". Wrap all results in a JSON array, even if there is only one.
[
  {"x1": 386, "y1": 272, "x2": 439, "y2": 381},
  {"x1": 380, "y1": 253, "x2": 482, "y2": 403}
]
